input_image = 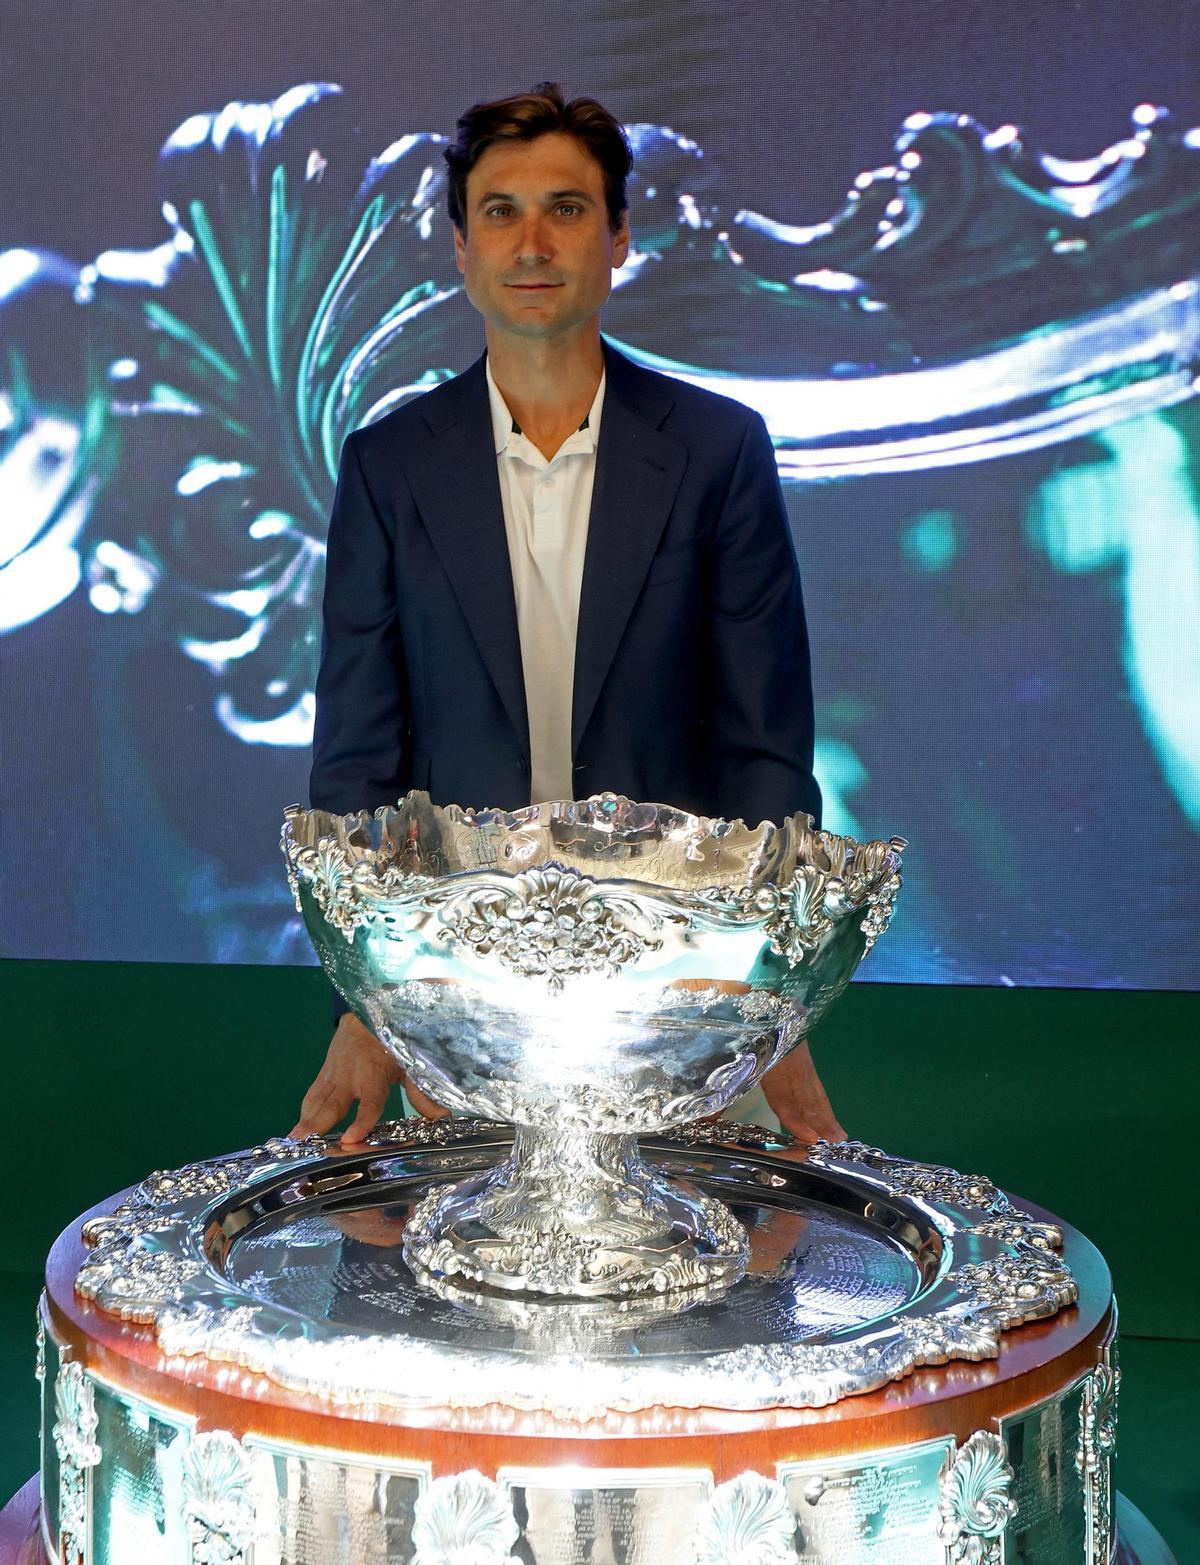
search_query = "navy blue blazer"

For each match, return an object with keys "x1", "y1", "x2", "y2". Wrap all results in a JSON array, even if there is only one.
[{"x1": 310, "y1": 338, "x2": 821, "y2": 829}]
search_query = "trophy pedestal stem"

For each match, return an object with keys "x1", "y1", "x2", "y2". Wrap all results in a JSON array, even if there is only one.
[{"x1": 402, "y1": 1125, "x2": 748, "y2": 1298}]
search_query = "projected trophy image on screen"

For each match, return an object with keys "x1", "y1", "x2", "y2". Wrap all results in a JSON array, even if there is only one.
[
  {"x1": 282, "y1": 793, "x2": 903, "y2": 1297},
  {"x1": 4, "y1": 73, "x2": 1199, "y2": 987}
]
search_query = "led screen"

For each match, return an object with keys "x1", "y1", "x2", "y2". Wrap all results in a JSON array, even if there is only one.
[{"x1": 2, "y1": 0, "x2": 1198, "y2": 987}]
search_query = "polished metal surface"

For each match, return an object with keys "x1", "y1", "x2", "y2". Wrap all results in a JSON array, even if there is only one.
[
  {"x1": 281, "y1": 793, "x2": 904, "y2": 1296},
  {"x1": 780, "y1": 1437, "x2": 953, "y2": 1563},
  {"x1": 1001, "y1": 1375, "x2": 1089, "y2": 1564},
  {"x1": 501, "y1": 1468, "x2": 713, "y2": 1565},
  {"x1": 75, "y1": 1122, "x2": 1077, "y2": 1416},
  {"x1": 40, "y1": 1299, "x2": 1118, "y2": 1565}
]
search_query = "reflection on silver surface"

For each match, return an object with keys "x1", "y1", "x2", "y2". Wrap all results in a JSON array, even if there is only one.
[
  {"x1": 1077, "y1": 1321, "x2": 1122, "y2": 1565},
  {"x1": 76, "y1": 1123, "x2": 1077, "y2": 1416},
  {"x1": 1001, "y1": 1377, "x2": 1089, "y2": 1565},
  {"x1": 938, "y1": 1431, "x2": 1017, "y2": 1565},
  {"x1": 503, "y1": 1468, "x2": 714, "y2": 1565},
  {"x1": 696, "y1": 1473, "x2": 795, "y2": 1565},
  {"x1": 282, "y1": 794, "x2": 904, "y2": 1297},
  {"x1": 92, "y1": 1382, "x2": 190, "y2": 1565},
  {"x1": 413, "y1": 1472, "x2": 518, "y2": 1565},
  {"x1": 779, "y1": 1437, "x2": 952, "y2": 1563}
]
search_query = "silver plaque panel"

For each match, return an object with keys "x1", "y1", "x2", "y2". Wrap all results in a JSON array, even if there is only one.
[
  {"x1": 779, "y1": 1437, "x2": 952, "y2": 1563},
  {"x1": 241, "y1": 1437, "x2": 429, "y2": 1565},
  {"x1": 91, "y1": 1383, "x2": 190, "y2": 1565},
  {"x1": 1000, "y1": 1377, "x2": 1088, "y2": 1564},
  {"x1": 501, "y1": 1467, "x2": 713, "y2": 1565}
]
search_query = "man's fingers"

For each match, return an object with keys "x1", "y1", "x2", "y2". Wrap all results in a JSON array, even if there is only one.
[
  {"x1": 405, "y1": 1076, "x2": 451, "y2": 1120},
  {"x1": 290, "y1": 1077, "x2": 353, "y2": 1139},
  {"x1": 341, "y1": 1084, "x2": 390, "y2": 1146}
]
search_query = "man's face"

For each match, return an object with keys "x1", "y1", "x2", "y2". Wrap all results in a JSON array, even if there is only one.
[{"x1": 453, "y1": 131, "x2": 630, "y2": 341}]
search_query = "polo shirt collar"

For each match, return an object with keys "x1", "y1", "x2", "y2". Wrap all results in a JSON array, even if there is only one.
[{"x1": 486, "y1": 358, "x2": 605, "y2": 458}]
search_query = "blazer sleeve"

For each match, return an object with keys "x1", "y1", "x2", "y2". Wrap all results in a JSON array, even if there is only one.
[
  {"x1": 704, "y1": 411, "x2": 822, "y2": 829},
  {"x1": 309, "y1": 430, "x2": 411, "y2": 815}
]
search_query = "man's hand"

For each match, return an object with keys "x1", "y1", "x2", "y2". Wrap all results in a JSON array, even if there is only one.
[
  {"x1": 289, "y1": 1012, "x2": 449, "y2": 1144},
  {"x1": 760, "y1": 1041, "x2": 846, "y2": 1145}
]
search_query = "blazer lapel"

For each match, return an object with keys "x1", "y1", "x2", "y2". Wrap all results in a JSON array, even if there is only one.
[
  {"x1": 404, "y1": 355, "x2": 530, "y2": 749},
  {"x1": 572, "y1": 342, "x2": 688, "y2": 750}
]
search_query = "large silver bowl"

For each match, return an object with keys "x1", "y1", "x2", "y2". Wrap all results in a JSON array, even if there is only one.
[{"x1": 282, "y1": 793, "x2": 904, "y2": 1298}]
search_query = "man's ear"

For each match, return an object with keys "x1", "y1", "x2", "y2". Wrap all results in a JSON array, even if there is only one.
[
  {"x1": 453, "y1": 222, "x2": 467, "y2": 274},
  {"x1": 612, "y1": 211, "x2": 631, "y2": 270}
]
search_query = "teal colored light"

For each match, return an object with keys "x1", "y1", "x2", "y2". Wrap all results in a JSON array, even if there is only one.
[
  {"x1": 296, "y1": 194, "x2": 387, "y2": 463},
  {"x1": 143, "y1": 302, "x2": 239, "y2": 386},
  {"x1": 1027, "y1": 415, "x2": 1200, "y2": 826},
  {"x1": 266, "y1": 163, "x2": 288, "y2": 394},
  {"x1": 813, "y1": 737, "x2": 867, "y2": 840},
  {"x1": 902, "y1": 509, "x2": 959, "y2": 573},
  {"x1": 187, "y1": 200, "x2": 254, "y2": 363}
]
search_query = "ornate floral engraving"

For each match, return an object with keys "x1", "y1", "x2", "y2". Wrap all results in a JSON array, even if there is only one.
[
  {"x1": 430, "y1": 865, "x2": 676, "y2": 990},
  {"x1": 693, "y1": 833, "x2": 904, "y2": 964},
  {"x1": 35, "y1": 1298, "x2": 45, "y2": 1383},
  {"x1": 938, "y1": 1431, "x2": 1018, "y2": 1565},
  {"x1": 286, "y1": 836, "x2": 379, "y2": 941},
  {"x1": 411, "y1": 1470, "x2": 519, "y2": 1565},
  {"x1": 366, "y1": 1115, "x2": 508, "y2": 1147},
  {"x1": 659, "y1": 1118, "x2": 792, "y2": 1150},
  {"x1": 811, "y1": 1140, "x2": 1063, "y2": 1242},
  {"x1": 966, "y1": 1216, "x2": 1062, "y2": 1250},
  {"x1": 406, "y1": 1164, "x2": 746, "y2": 1298},
  {"x1": 181, "y1": 1430, "x2": 255, "y2": 1565},
  {"x1": 53, "y1": 1361, "x2": 101, "y2": 1565},
  {"x1": 1077, "y1": 1342, "x2": 1121, "y2": 1565},
  {"x1": 694, "y1": 1473, "x2": 795, "y2": 1565},
  {"x1": 75, "y1": 1129, "x2": 1080, "y2": 1418},
  {"x1": 77, "y1": 1136, "x2": 326, "y2": 1321},
  {"x1": 814, "y1": 1141, "x2": 1006, "y2": 1209},
  {"x1": 951, "y1": 1250, "x2": 1079, "y2": 1325}
]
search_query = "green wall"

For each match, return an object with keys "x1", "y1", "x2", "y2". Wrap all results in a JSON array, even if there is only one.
[{"x1": 0, "y1": 961, "x2": 1195, "y2": 1550}]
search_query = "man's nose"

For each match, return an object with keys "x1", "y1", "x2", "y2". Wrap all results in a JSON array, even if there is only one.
[{"x1": 513, "y1": 214, "x2": 553, "y2": 263}]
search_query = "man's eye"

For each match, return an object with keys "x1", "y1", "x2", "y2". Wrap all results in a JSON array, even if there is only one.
[
  {"x1": 556, "y1": 204, "x2": 581, "y2": 216},
  {"x1": 486, "y1": 206, "x2": 512, "y2": 218}
]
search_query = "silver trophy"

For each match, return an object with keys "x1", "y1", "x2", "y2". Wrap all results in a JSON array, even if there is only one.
[{"x1": 282, "y1": 794, "x2": 904, "y2": 1299}]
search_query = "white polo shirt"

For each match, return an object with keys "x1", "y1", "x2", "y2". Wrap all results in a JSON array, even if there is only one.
[{"x1": 486, "y1": 359, "x2": 606, "y2": 805}]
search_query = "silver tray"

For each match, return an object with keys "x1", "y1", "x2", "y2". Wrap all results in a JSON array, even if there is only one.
[{"x1": 76, "y1": 1122, "x2": 1078, "y2": 1417}]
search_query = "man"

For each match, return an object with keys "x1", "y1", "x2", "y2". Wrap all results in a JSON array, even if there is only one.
[{"x1": 291, "y1": 83, "x2": 843, "y2": 1145}]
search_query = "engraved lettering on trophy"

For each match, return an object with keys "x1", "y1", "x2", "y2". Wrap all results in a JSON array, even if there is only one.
[
  {"x1": 503, "y1": 1469, "x2": 713, "y2": 1565},
  {"x1": 267, "y1": 1453, "x2": 424, "y2": 1564},
  {"x1": 781, "y1": 1438, "x2": 950, "y2": 1562},
  {"x1": 999, "y1": 1377, "x2": 1088, "y2": 1563}
]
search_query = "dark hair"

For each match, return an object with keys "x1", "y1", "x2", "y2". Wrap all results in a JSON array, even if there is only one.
[{"x1": 444, "y1": 82, "x2": 631, "y2": 233}]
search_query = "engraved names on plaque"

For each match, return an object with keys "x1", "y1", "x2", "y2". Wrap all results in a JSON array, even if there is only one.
[
  {"x1": 500, "y1": 1467, "x2": 713, "y2": 1565},
  {"x1": 999, "y1": 1378, "x2": 1088, "y2": 1564},
  {"x1": 242, "y1": 1438, "x2": 428, "y2": 1565},
  {"x1": 779, "y1": 1437, "x2": 952, "y2": 1563}
]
